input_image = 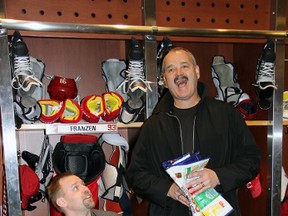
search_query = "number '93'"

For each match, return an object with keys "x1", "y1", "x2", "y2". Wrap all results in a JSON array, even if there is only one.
[{"x1": 108, "y1": 124, "x2": 117, "y2": 131}]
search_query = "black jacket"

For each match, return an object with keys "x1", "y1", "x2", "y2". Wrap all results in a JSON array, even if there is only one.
[{"x1": 126, "y1": 82, "x2": 261, "y2": 216}]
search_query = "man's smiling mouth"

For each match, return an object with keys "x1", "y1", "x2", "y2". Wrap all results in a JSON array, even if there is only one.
[
  {"x1": 175, "y1": 75, "x2": 188, "y2": 86},
  {"x1": 84, "y1": 194, "x2": 92, "y2": 200}
]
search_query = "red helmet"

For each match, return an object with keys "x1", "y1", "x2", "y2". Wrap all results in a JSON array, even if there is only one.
[{"x1": 47, "y1": 75, "x2": 79, "y2": 101}]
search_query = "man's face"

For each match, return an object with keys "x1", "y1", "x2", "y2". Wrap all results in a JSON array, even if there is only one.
[
  {"x1": 163, "y1": 49, "x2": 200, "y2": 108},
  {"x1": 57, "y1": 175, "x2": 95, "y2": 213}
]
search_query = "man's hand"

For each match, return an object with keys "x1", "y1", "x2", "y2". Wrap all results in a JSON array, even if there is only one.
[
  {"x1": 186, "y1": 168, "x2": 220, "y2": 196},
  {"x1": 167, "y1": 183, "x2": 189, "y2": 207}
]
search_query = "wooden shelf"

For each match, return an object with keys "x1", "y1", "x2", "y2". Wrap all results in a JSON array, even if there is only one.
[
  {"x1": 17, "y1": 120, "x2": 288, "y2": 133},
  {"x1": 18, "y1": 122, "x2": 143, "y2": 131}
]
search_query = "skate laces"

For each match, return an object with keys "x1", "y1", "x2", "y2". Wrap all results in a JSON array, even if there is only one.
[
  {"x1": 118, "y1": 60, "x2": 152, "y2": 93},
  {"x1": 253, "y1": 39, "x2": 277, "y2": 90},
  {"x1": 11, "y1": 55, "x2": 42, "y2": 91},
  {"x1": 156, "y1": 42, "x2": 165, "y2": 61},
  {"x1": 257, "y1": 61, "x2": 275, "y2": 84},
  {"x1": 127, "y1": 60, "x2": 150, "y2": 89},
  {"x1": 14, "y1": 55, "x2": 31, "y2": 73}
]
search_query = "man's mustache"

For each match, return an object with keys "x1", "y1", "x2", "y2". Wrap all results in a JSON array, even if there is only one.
[{"x1": 174, "y1": 75, "x2": 188, "y2": 84}]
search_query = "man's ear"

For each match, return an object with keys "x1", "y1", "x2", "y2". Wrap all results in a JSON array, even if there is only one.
[
  {"x1": 56, "y1": 197, "x2": 67, "y2": 208},
  {"x1": 162, "y1": 76, "x2": 168, "y2": 88},
  {"x1": 195, "y1": 65, "x2": 200, "y2": 79}
]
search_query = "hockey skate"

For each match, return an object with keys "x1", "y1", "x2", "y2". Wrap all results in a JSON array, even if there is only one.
[{"x1": 253, "y1": 39, "x2": 277, "y2": 110}]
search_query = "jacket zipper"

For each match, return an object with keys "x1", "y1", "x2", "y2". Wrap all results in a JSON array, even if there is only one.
[
  {"x1": 167, "y1": 112, "x2": 197, "y2": 154},
  {"x1": 192, "y1": 116, "x2": 196, "y2": 154}
]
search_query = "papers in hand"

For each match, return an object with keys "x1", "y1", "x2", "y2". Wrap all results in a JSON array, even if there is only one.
[{"x1": 162, "y1": 152, "x2": 233, "y2": 216}]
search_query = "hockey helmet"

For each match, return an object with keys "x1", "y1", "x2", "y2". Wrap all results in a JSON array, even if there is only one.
[{"x1": 47, "y1": 75, "x2": 80, "y2": 101}]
